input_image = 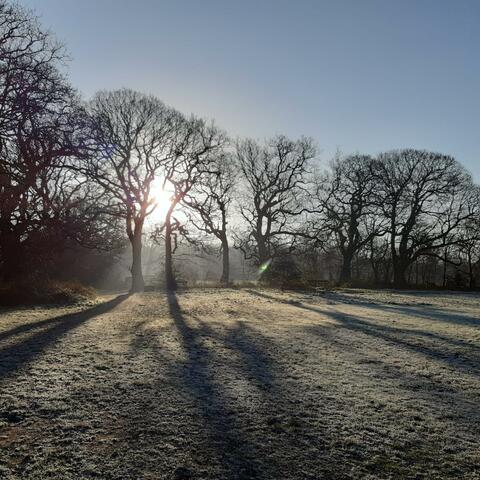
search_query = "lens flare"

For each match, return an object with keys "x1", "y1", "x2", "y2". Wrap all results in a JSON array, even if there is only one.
[{"x1": 258, "y1": 258, "x2": 272, "y2": 275}]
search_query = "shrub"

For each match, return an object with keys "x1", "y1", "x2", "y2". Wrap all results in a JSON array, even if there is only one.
[
  {"x1": 0, "y1": 278, "x2": 96, "y2": 306},
  {"x1": 259, "y1": 256, "x2": 306, "y2": 290}
]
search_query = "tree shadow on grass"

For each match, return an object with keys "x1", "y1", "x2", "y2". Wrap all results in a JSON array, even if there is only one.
[
  {"x1": 0, "y1": 294, "x2": 129, "y2": 381},
  {"x1": 221, "y1": 320, "x2": 275, "y2": 393},
  {"x1": 246, "y1": 289, "x2": 480, "y2": 376},
  {"x1": 166, "y1": 290, "x2": 267, "y2": 479},
  {"x1": 124, "y1": 291, "x2": 365, "y2": 478},
  {"x1": 246, "y1": 290, "x2": 480, "y2": 431},
  {"x1": 162, "y1": 291, "x2": 330, "y2": 478},
  {"x1": 314, "y1": 290, "x2": 480, "y2": 327}
]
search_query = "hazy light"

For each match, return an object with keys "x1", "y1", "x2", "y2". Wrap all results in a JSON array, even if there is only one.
[{"x1": 149, "y1": 182, "x2": 172, "y2": 223}]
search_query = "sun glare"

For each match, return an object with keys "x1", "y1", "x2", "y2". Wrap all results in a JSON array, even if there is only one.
[{"x1": 149, "y1": 184, "x2": 172, "y2": 224}]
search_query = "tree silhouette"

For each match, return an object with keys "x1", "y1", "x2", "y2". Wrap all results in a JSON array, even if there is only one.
[
  {"x1": 183, "y1": 151, "x2": 235, "y2": 285},
  {"x1": 234, "y1": 135, "x2": 315, "y2": 265},
  {"x1": 86, "y1": 89, "x2": 182, "y2": 292}
]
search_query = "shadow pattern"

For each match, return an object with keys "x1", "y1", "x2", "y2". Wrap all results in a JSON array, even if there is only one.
[{"x1": 0, "y1": 294, "x2": 129, "y2": 381}]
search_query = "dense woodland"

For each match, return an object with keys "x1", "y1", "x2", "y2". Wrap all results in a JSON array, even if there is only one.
[{"x1": 1, "y1": 1, "x2": 480, "y2": 299}]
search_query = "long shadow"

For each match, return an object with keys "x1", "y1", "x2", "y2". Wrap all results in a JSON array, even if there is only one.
[
  {"x1": 304, "y1": 322, "x2": 480, "y2": 426},
  {"x1": 375, "y1": 302, "x2": 480, "y2": 327},
  {"x1": 0, "y1": 311, "x2": 89, "y2": 344},
  {"x1": 316, "y1": 290, "x2": 480, "y2": 327},
  {"x1": 248, "y1": 289, "x2": 480, "y2": 351},
  {"x1": 222, "y1": 321, "x2": 275, "y2": 393},
  {"x1": 165, "y1": 293, "x2": 337, "y2": 478},
  {"x1": 0, "y1": 294, "x2": 129, "y2": 381},
  {"x1": 166, "y1": 291, "x2": 266, "y2": 479},
  {"x1": 246, "y1": 290, "x2": 480, "y2": 426},
  {"x1": 247, "y1": 289, "x2": 480, "y2": 346},
  {"x1": 246, "y1": 290, "x2": 480, "y2": 376}
]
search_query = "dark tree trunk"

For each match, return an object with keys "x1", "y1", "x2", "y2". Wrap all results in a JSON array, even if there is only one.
[
  {"x1": 164, "y1": 213, "x2": 177, "y2": 291},
  {"x1": 257, "y1": 237, "x2": 269, "y2": 266},
  {"x1": 368, "y1": 240, "x2": 380, "y2": 285},
  {"x1": 384, "y1": 261, "x2": 391, "y2": 285},
  {"x1": 371, "y1": 263, "x2": 380, "y2": 285},
  {"x1": 392, "y1": 258, "x2": 409, "y2": 288},
  {"x1": 442, "y1": 249, "x2": 448, "y2": 288},
  {"x1": 220, "y1": 236, "x2": 230, "y2": 286},
  {"x1": 130, "y1": 229, "x2": 144, "y2": 293},
  {"x1": 468, "y1": 253, "x2": 475, "y2": 289},
  {"x1": 339, "y1": 252, "x2": 353, "y2": 284}
]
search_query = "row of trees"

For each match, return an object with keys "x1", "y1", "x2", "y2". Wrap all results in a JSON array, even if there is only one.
[
  {"x1": 310, "y1": 152, "x2": 479, "y2": 287},
  {"x1": 1, "y1": 1, "x2": 479, "y2": 292}
]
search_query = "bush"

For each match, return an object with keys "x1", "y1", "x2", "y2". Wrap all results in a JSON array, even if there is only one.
[
  {"x1": 0, "y1": 278, "x2": 96, "y2": 306},
  {"x1": 259, "y1": 256, "x2": 306, "y2": 290}
]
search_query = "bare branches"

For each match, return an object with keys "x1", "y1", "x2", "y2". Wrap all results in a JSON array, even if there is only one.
[
  {"x1": 310, "y1": 154, "x2": 384, "y2": 282},
  {"x1": 83, "y1": 88, "x2": 186, "y2": 291},
  {"x1": 0, "y1": 1, "x2": 92, "y2": 280},
  {"x1": 234, "y1": 135, "x2": 316, "y2": 264},
  {"x1": 159, "y1": 117, "x2": 226, "y2": 289},
  {"x1": 370, "y1": 149, "x2": 478, "y2": 287},
  {"x1": 86, "y1": 89, "x2": 181, "y2": 219}
]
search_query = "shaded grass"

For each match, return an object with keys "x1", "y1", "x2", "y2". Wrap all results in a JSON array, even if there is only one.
[{"x1": 0, "y1": 289, "x2": 479, "y2": 478}]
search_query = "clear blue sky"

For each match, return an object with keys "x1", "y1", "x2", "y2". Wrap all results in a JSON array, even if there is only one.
[{"x1": 23, "y1": 0, "x2": 480, "y2": 179}]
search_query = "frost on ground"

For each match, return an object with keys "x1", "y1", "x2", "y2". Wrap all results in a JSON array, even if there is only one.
[{"x1": 0, "y1": 289, "x2": 479, "y2": 480}]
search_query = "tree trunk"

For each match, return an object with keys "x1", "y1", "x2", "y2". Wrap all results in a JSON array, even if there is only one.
[
  {"x1": 339, "y1": 252, "x2": 353, "y2": 284},
  {"x1": 392, "y1": 258, "x2": 409, "y2": 288},
  {"x1": 442, "y1": 249, "x2": 448, "y2": 288},
  {"x1": 468, "y1": 252, "x2": 475, "y2": 289},
  {"x1": 372, "y1": 265, "x2": 379, "y2": 285},
  {"x1": 384, "y1": 260, "x2": 391, "y2": 285},
  {"x1": 368, "y1": 241, "x2": 379, "y2": 285},
  {"x1": 130, "y1": 229, "x2": 144, "y2": 293},
  {"x1": 257, "y1": 237, "x2": 269, "y2": 266},
  {"x1": 469, "y1": 268, "x2": 475, "y2": 290},
  {"x1": 220, "y1": 236, "x2": 230, "y2": 286},
  {"x1": 164, "y1": 213, "x2": 177, "y2": 291}
]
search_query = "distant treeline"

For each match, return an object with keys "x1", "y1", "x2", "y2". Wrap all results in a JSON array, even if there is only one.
[{"x1": 1, "y1": 1, "x2": 479, "y2": 294}]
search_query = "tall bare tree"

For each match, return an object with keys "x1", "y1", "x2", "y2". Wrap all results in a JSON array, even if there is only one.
[
  {"x1": 183, "y1": 151, "x2": 235, "y2": 285},
  {"x1": 235, "y1": 135, "x2": 316, "y2": 265},
  {"x1": 314, "y1": 154, "x2": 384, "y2": 283},
  {"x1": 160, "y1": 118, "x2": 226, "y2": 290},
  {"x1": 86, "y1": 89, "x2": 181, "y2": 292},
  {"x1": 456, "y1": 195, "x2": 480, "y2": 289},
  {"x1": 372, "y1": 149, "x2": 478, "y2": 287},
  {"x1": 0, "y1": 1, "x2": 85, "y2": 280}
]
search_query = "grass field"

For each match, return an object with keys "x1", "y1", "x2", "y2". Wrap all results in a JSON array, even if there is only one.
[{"x1": 0, "y1": 288, "x2": 479, "y2": 479}]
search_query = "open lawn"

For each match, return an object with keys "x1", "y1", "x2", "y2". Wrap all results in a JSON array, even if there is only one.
[{"x1": 0, "y1": 289, "x2": 479, "y2": 479}]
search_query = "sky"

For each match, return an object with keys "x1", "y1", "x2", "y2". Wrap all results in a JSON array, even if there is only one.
[{"x1": 23, "y1": 0, "x2": 480, "y2": 179}]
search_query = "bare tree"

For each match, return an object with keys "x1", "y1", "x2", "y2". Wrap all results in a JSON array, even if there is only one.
[
  {"x1": 313, "y1": 154, "x2": 384, "y2": 283},
  {"x1": 86, "y1": 89, "x2": 181, "y2": 292},
  {"x1": 372, "y1": 149, "x2": 478, "y2": 288},
  {"x1": 456, "y1": 195, "x2": 480, "y2": 289},
  {"x1": 0, "y1": 1, "x2": 66, "y2": 138},
  {"x1": 234, "y1": 135, "x2": 316, "y2": 265},
  {"x1": 160, "y1": 118, "x2": 226, "y2": 290},
  {"x1": 183, "y1": 151, "x2": 235, "y2": 285},
  {"x1": 0, "y1": 2, "x2": 85, "y2": 280}
]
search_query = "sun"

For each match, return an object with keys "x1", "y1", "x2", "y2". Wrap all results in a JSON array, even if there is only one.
[{"x1": 148, "y1": 182, "x2": 172, "y2": 224}]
